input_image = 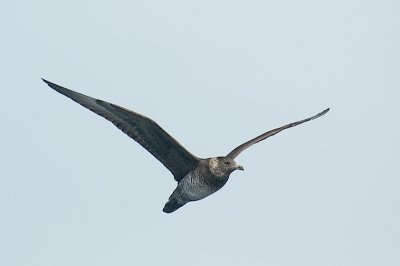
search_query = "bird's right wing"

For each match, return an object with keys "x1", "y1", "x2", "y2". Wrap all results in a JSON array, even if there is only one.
[
  {"x1": 226, "y1": 108, "x2": 329, "y2": 159},
  {"x1": 43, "y1": 79, "x2": 200, "y2": 181}
]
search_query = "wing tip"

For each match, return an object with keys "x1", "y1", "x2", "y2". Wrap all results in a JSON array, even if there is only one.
[
  {"x1": 41, "y1": 78, "x2": 67, "y2": 94},
  {"x1": 315, "y1": 108, "x2": 330, "y2": 119},
  {"x1": 42, "y1": 78, "x2": 56, "y2": 89}
]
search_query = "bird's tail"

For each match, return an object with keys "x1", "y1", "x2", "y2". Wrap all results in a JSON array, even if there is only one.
[{"x1": 163, "y1": 199, "x2": 185, "y2": 213}]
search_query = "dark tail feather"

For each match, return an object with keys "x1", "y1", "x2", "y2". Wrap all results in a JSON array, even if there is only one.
[{"x1": 163, "y1": 199, "x2": 185, "y2": 213}]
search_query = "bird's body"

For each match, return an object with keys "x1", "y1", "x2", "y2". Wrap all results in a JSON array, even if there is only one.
[
  {"x1": 42, "y1": 79, "x2": 329, "y2": 213},
  {"x1": 164, "y1": 158, "x2": 235, "y2": 212}
]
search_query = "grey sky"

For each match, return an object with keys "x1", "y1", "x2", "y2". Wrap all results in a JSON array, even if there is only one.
[{"x1": 1, "y1": 1, "x2": 399, "y2": 265}]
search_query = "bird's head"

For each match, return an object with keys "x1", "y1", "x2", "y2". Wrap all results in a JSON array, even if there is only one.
[{"x1": 208, "y1": 157, "x2": 244, "y2": 177}]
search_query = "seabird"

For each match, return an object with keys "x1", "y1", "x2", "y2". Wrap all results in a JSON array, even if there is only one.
[{"x1": 43, "y1": 79, "x2": 329, "y2": 213}]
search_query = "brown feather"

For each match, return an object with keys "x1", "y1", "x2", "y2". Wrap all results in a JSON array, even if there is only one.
[{"x1": 43, "y1": 79, "x2": 199, "y2": 181}]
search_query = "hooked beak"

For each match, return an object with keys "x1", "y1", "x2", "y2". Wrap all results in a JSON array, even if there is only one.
[{"x1": 236, "y1": 164, "x2": 244, "y2": 171}]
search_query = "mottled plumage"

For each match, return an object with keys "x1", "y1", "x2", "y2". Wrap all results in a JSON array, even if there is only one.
[{"x1": 43, "y1": 79, "x2": 329, "y2": 213}]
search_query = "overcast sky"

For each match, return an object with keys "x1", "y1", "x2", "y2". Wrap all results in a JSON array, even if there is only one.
[{"x1": 1, "y1": 1, "x2": 399, "y2": 265}]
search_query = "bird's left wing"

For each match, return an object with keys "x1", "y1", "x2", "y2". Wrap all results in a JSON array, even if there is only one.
[
  {"x1": 226, "y1": 108, "x2": 329, "y2": 159},
  {"x1": 43, "y1": 79, "x2": 200, "y2": 181}
]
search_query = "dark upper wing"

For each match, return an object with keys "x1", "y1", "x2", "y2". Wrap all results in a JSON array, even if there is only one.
[
  {"x1": 226, "y1": 108, "x2": 330, "y2": 159},
  {"x1": 43, "y1": 79, "x2": 200, "y2": 181}
]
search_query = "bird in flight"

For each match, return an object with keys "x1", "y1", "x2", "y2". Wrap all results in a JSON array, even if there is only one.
[{"x1": 43, "y1": 79, "x2": 329, "y2": 213}]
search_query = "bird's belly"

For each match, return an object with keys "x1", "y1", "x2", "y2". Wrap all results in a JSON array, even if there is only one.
[
  {"x1": 177, "y1": 173, "x2": 227, "y2": 202},
  {"x1": 182, "y1": 182, "x2": 217, "y2": 201}
]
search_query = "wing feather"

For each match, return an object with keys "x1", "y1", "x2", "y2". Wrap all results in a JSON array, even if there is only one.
[
  {"x1": 43, "y1": 79, "x2": 199, "y2": 181},
  {"x1": 226, "y1": 108, "x2": 329, "y2": 159}
]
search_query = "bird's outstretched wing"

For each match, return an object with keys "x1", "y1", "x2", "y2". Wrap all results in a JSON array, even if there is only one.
[
  {"x1": 226, "y1": 108, "x2": 329, "y2": 159},
  {"x1": 43, "y1": 79, "x2": 200, "y2": 181}
]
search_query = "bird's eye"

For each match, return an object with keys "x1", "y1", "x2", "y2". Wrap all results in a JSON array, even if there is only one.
[{"x1": 224, "y1": 161, "x2": 230, "y2": 165}]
